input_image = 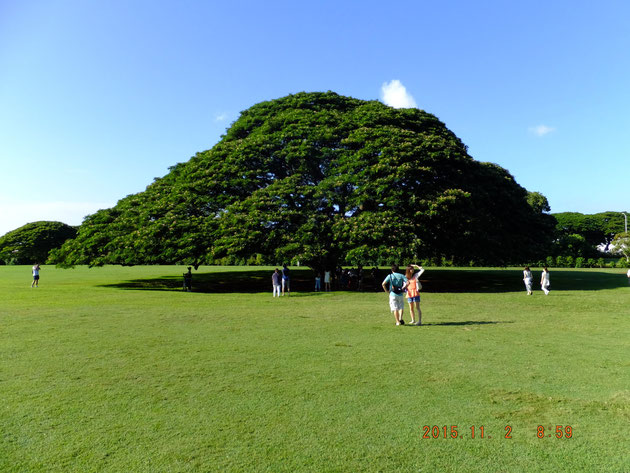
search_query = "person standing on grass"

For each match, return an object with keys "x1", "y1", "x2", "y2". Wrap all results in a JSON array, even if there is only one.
[
  {"x1": 183, "y1": 267, "x2": 192, "y2": 292},
  {"x1": 404, "y1": 264, "x2": 425, "y2": 325},
  {"x1": 523, "y1": 266, "x2": 533, "y2": 295},
  {"x1": 31, "y1": 263, "x2": 41, "y2": 288},
  {"x1": 627, "y1": 268, "x2": 630, "y2": 285},
  {"x1": 335, "y1": 266, "x2": 342, "y2": 289},
  {"x1": 371, "y1": 267, "x2": 380, "y2": 291},
  {"x1": 541, "y1": 267, "x2": 551, "y2": 295},
  {"x1": 357, "y1": 264, "x2": 364, "y2": 291},
  {"x1": 382, "y1": 264, "x2": 407, "y2": 325},
  {"x1": 315, "y1": 272, "x2": 321, "y2": 292},
  {"x1": 282, "y1": 264, "x2": 291, "y2": 296},
  {"x1": 272, "y1": 268, "x2": 282, "y2": 297},
  {"x1": 340, "y1": 269, "x2": 348, "y2": 289},
  {"x1": 324, "y1": 270, "x2": 331, "y2": 292}
]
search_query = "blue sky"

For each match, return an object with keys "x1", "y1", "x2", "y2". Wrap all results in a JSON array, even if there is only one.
[{"x1": 1, "y1": 0, "x2": 629, "y2": 236}]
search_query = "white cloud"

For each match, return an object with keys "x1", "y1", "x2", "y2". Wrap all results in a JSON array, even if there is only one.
[
  {"x1": 529, "y1": 124, "x2": 556, "y2": 137},
  {"x1": 0, "y1": 200, "x2": 113, "y2": 236},
  {"x1": 380, "y1": 80, "x2": 418, "y2": 109},
  {"x1": 215, "y1": 113, "x2": 228, "y2": 122}
]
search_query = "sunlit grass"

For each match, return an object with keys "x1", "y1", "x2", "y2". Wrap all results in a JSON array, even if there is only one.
[{"x1": 1, "y1": 265, "x2": 629, "y2": 472}]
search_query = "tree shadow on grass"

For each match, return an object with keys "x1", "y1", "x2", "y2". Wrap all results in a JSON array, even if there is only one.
[
  {"x1": 100, "y1": 269, "x2": 329, "y2": 294},
  {"x1": 422, "y1": 269, "x2": 627, "y2": 293},
  {"x1": 99, "y1": 268, "x2": 628, "y2": 294},
  {"x1": 421, "y1": 321, "x2": 514, "y2": 326}
]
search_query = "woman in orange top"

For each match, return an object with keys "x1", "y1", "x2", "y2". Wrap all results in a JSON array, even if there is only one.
[{"x1": 404, "y1": 264, "x2": 425, "y2": 325}]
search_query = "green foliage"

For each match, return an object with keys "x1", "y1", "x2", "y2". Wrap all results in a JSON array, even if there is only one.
[
  {"x1": 543, "y1": 255, "x2": 597, "y2": 268},
  {"x1": 526, "y1": 191, "x2": 550, "y2": 213},
  {"x1": 615, "y1": 257, "x2": 629, "y2": 268},
  {"x1": 55, "y1": 92, "x2": 554, "y2": 269},
  {"x1": 0, "y1": 221, "x2": 76, "y2": 265},
  {"x1": 554, "y1": 233, "x2": 593, "y2": 258},
  {"x1": 611, "y1": 232, "x2": 630, "y2": 262},
  {"x1": 553, "y1": 211, "x2": 627, "y2": 254}
]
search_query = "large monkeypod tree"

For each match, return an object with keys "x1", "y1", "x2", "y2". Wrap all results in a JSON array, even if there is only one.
[{"x1": 52, "y1": 92, "x2": 554, "y2": 270}]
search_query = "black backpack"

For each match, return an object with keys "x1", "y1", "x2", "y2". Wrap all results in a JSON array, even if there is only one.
[{"x1": 390, "y1": 274, "x2": 405, "y2": 295}]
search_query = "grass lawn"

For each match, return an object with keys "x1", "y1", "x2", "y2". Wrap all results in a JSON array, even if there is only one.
[{"x1": 1, "y1": 265, "x2": 629, "y2": 472}]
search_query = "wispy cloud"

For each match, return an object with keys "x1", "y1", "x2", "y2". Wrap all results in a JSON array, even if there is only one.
[
  {"x1": 529, "y1": 124, "x2": 556, "y2": 137},
  {"x1": 381, "y1": 80, "x2": 417, "y2": 108},
  {"x1": 215, "y1": 113, "x2": 228, "y2": 122}
]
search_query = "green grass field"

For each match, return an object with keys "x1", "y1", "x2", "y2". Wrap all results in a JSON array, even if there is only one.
[{"x1": 1, "y1": 265, "x2": 629, "y2": 472}]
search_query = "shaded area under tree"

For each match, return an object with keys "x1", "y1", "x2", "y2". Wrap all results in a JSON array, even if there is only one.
[{"x1": 99, "y1": 268, "x2": 628, "y2": 294}]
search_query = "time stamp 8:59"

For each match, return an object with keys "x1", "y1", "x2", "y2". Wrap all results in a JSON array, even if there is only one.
[{"x1": 421, "y1": 425, "x2": 573, "y2": 440}]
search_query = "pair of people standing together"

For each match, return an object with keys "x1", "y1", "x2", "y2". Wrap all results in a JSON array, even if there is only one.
[
  {"x1": 272, "y1": 265, "x2": 291, "y2": 296},
  {"x1": 382, "y1": 264, "x2": 425, "y2": 326},
  {"x1": 523, "y1": 266, "x2": 550, "y2": 295},
  {"x1": 313, "y1": 271, "x2": 332, "y2": 292}
]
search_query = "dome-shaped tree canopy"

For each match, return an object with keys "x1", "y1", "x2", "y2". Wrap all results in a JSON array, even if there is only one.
[
  {"x1": 0, "y1": 221, "x2": 77, "y2": 265},
  {"x1": 52, "y1": 91, "x2": 553, "y2": 269}
]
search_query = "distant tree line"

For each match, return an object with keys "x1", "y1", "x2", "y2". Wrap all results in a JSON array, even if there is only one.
[
  {"x1": 4, "y1": 211, "x2": 627, "y2": 268},
  {"x1": 549, "y1": 212, "x2": 629, "y2": 266}
]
